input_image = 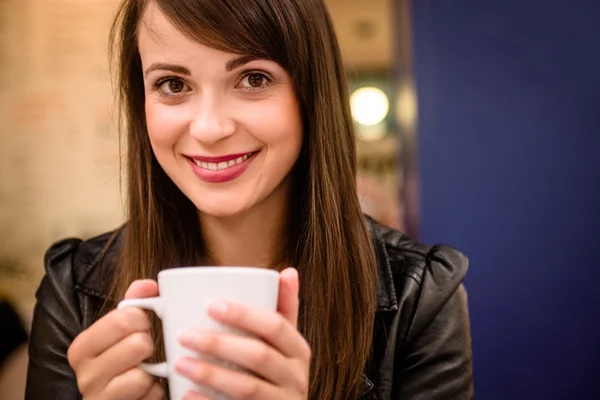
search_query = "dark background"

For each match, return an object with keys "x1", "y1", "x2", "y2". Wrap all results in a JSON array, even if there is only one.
[{"x1": 413, "y1": 1, "x2": 600, "y2": 398}]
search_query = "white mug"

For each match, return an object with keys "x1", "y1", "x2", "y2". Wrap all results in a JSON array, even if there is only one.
[{"x1": 118, "y1": 267, "x2": 279, "y2": 400}]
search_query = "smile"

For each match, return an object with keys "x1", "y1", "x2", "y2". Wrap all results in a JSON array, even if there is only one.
[
  {"x1": 191, "y1": 153, "x2": 253, "y2": 171},
  {"x1": 186, "y1": 151, "x2": 260, "y2": 183}
]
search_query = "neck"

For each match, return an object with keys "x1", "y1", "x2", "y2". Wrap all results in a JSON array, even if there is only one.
[{"x1": 198, "y1": 184, "x2": 292, "y2": 269}]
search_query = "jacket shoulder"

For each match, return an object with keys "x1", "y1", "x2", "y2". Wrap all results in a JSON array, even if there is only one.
[
  {"x1": 368, "y1": 218, "x2": 469, "y2": 340},
  {"x1": 42, "y1": 230, "x2": 118, "y2": 298},
  {"x1": 376, "y1": 222, "x2": 468, "y2": 287}
]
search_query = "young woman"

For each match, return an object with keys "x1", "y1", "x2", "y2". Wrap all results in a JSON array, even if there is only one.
[{"x1": 25, "y1": 0, "x2": 473, "y2": 399}]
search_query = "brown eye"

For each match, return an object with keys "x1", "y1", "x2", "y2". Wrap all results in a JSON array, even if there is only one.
[
  {"x1": 167, "y1": 79, "x2": 184, "y2": 93},
  {"x1": 247, "y1": 73, "x2": 265, "y2": 87},
  {"x1": 238, "y1": 72, "x2": 271, "y2": 91}
]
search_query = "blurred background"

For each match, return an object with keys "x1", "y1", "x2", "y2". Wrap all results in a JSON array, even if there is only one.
[{"x1": 0, "y1": 0, "x2": 599, "y2": 399}]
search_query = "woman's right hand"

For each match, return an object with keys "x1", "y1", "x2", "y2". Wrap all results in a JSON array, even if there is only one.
[{"x1": 67, "y1": 280, "x2": 165, "y2": 400}]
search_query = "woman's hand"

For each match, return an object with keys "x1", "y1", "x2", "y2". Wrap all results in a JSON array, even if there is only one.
[
  {"x1": 67, "y1": 280, "x2": 165, "y2": 400},
  {"x1": 175, "y1": 267, "x2": 311, "y2": 400}
]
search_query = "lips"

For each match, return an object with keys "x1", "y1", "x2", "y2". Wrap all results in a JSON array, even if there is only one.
[
  {"x1": 186, "y1": 151, "x2": 259, "y2": 183},
  {"x1": 189, "y1": 152, "x2": 257, "y2": 172}
]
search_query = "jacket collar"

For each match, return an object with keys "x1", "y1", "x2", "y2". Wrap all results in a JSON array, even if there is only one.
[{"x1": 365, "y1": 216, "x2": 399, "y2": 312}]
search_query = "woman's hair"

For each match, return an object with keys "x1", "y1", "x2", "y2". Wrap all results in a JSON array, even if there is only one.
[{"x1": 107, "y1": 0, "x2": 377, "y2": 398}]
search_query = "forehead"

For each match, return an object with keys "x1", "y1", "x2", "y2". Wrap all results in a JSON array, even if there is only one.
[
  {"x1": 137, "y1": 1, "x2": 245, "y2": 69},
  {"x1": 138, "y1": 2, "x2": 190, "y2": 53}
]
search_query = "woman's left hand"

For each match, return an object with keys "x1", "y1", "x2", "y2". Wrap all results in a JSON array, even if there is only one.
[{"x1": 175, "y1": 267, "x2": 311, "y2": 400}]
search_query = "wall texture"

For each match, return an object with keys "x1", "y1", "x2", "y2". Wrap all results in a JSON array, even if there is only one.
[
  {"x1": 0, "y1": 0, "x2": 124, "y2": 306},
  {"x1": 412, "y1": 1, "x2": 600, "y2": 398}
]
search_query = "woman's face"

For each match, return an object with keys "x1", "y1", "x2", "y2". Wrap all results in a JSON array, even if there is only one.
[{"x1": 138, "y1": 3, "x2": 303, "y2": 218}]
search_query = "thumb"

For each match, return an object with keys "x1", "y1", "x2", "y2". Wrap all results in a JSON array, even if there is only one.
[
  {"x1": 278, "y1": 267, "x2": 300, "y2": 327},
  {"x1": 124, "y1": 279, "x2": 159, "y2": 299}
]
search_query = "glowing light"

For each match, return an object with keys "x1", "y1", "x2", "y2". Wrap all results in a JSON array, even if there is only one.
[{"x1": 350, "y1": 87, "x2": 389, "y2": 126}]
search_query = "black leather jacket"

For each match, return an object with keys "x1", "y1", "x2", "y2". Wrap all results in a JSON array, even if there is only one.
[{"x1": 25, "y1": 218, "x2": 473, "y2": 399}]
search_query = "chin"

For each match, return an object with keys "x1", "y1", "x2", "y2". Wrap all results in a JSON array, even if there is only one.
[
  {"x1": 193, "y1": 198, "x2": 253, "y2": 219},
  {"x1": 198, "y1": 207, "x2": 248, "y2": 219}
]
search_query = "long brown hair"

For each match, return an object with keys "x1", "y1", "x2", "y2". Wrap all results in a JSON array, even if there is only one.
[{"x1": 107, "y1": 0, "x2": 377, "y2": 398}]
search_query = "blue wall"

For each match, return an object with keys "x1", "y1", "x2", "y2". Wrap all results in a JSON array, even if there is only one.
[{"x1": 411, "y1": 1, "x2": 600, "y2": 398}]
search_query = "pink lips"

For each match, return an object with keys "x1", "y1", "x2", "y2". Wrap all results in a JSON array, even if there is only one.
[
  {"x1": 186, "y1": 151, "x2": 259, "y2": 183},
  {"x1": 189, "y1": 152, "x2": 253, "y2": 164}
]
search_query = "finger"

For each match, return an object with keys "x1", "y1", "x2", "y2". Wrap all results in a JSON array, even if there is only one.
[
  {"x1": 182, "y1": 392, "x2": 210, "y2": 400},
  {"x1": 277, "y1": 268, "x2": 300, "y2": 327},
  {"x1": 124, "y1": 279, "x2": 158, "y2": 337},
  {"x1": 124, "y1": 279, "x2": 159, "y2": 299},
  {"x1": 103, "y1": 367, "x2": 155, "y2": 400},
  {"x1": 175, "y1": 357, "x2": 281, "y2": 400},
  {"x1": 140, "y1": 382, "x2": 165, "y2": 400},
  {"x1": 206, "y1": 301, "x2": 310, "y2": 360},
  {"x1": 69, "y1": 279, "x2": 157, "y2": 369},
  {"x1": 68, "y1": 307, "x2": 151, "y2": 370},
  {"x1": 179, "y1": 329, "x2": 304, "y2": 388},
  {"x1": 82, "y1": 331, "x2": 154, "y2": 391}
]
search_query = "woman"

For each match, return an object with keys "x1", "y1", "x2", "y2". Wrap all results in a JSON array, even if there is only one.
[{"x1": 25, "y1": 0, "x2": 473, "y2": 399}]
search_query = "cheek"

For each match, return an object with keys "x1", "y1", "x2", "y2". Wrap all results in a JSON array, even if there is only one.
[
  {"x1": 241, "y1": 96, "x2": 303, "y2": 151},
  {"x1": 273, "y1": 100, "x2": 303, "y2": 156},
  {"x1": 145, "y1": 102, "x2": 188, "y2": 147}
]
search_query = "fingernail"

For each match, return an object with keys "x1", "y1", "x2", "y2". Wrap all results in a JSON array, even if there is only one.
[
  {"x1": 284, "y1": 267, "x2": 298, "y2": 279},
  {"x1": 179, "y1": 329, "x2": 201, "y2": 347},
  {"x1": 184, "y1": 391, "x2": 207, "y2": 400},
  {"x1": 208, "y1": 301, "x2": 228, "y2": 316},
  {"x1": 176, "y1": 357, "x2": 196, "y2": 375}
]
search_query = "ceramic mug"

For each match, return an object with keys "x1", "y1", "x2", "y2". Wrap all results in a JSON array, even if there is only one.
[{"x1": 118, "y1": 267, "x2": 279, "y2": 400}]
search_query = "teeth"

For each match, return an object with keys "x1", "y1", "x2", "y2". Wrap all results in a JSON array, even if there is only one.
[{"x1": 193, "y1": 153, "x2": 253, "y2": 171}]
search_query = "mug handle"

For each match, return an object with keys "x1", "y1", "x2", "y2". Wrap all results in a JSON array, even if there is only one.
[{"x1": 117, "y1": 297, "x2": 168, "y2": 378}]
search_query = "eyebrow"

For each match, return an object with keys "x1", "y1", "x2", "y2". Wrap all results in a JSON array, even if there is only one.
[
  {"x1": 144, "y1": 55, "x2": 263, "y2": 77},
  {"x1": 226, "y1": 55, "x2": 261, "y2": 71},
  {"x1": 144, "y1": 63, "x2": 191, "y2": 77}
]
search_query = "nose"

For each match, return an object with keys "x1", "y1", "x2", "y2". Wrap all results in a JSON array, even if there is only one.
[{"x1": 188, "y1": 95, "x2": 236, "y2": 144}]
